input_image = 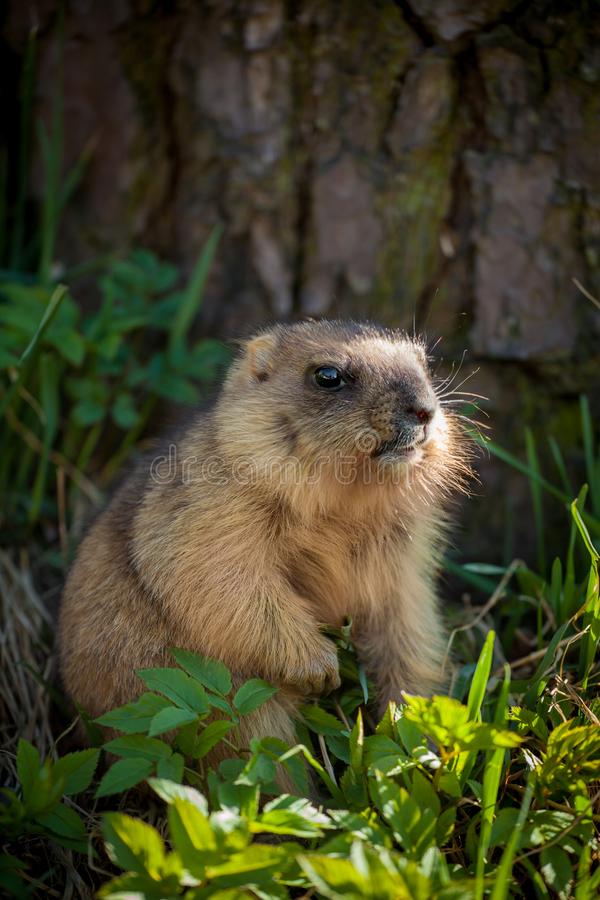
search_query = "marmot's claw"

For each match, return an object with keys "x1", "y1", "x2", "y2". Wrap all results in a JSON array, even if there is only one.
[{"x1": 284, "y1": 639, "x2": 340, "y2": 695}]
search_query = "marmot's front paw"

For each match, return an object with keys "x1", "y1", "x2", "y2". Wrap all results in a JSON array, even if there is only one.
[{"x1": 285, "y1": 637, "x2": 341, "y2": 695}]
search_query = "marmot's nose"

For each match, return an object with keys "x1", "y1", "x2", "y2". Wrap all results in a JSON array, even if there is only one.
[{"x1": 405, "y1": 401, "x2": 435, "y2": 425}]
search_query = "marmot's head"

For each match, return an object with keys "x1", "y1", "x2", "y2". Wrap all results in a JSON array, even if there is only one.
[{"x1": 215, "y1": 320, "x2": 472, "y2": 510}]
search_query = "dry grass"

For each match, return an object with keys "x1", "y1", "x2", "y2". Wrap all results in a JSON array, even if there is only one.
[
  {"x1": 0, "y1": 549, "x2": 58, "y2": 790},
  {"x1": 0, "y1": 551, "x2": 102, "y2": 899}
]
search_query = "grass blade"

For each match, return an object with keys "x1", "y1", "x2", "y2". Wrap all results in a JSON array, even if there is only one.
[
  {"x1": 467, "y1": 630, "x2": 495, "y2": 722},
  {"x1": 571, "y1": 495, "x2": 600, "y2": 564},
  {"x1": 548, "y1": 435, "x2": 573, "y2": 497},
  {"x1": 0, "y1": 285, "x2": 67, "y2": 418},
  {"x1": 525, "y1": 428, "x2": 546, "y2": 575},
  {"x1": 571, "y1": 498, "x2": 600, "y2": 687},
  {"x1": 454, "y1": 631, "x2": 495, "y2": 784},
  {"x1": 29, "y1": 352, "x2": 60, "y2": 522},
  {"x1": 444, "y1": 557, "x2": 499, "y2": 595},
  {"x1": 19, "y1": 285, "x2": 67, "y2": 368},
  {"x1": 475, "y1": 664, "x2": 511, "y2": 900},
  {"x1": 476, "y1": 433, "x2": 600, "y2": 538},
  {"x1": 580, "y1": 396, "x2": 600, "y2": 517},
  {"x1": 168, "y1": 224, "x2": 223, "y2": 365},
  {"x1": 490, "y1": 774, "x2": 535, "y2": 900}
]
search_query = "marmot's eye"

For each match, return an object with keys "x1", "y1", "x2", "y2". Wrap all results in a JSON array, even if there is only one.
[{"x1": 313, "y1": 365, "x2": 344, "y2": 390}]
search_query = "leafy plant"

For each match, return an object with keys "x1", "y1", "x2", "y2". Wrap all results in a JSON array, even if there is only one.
[
  {"x1": 4, "y1": 555, "x2": 599, "y2": 899},
  {"x1": 0, "y1": 25, "x2": 229, "y2": 543},
  {"x1": 0, "y1": 239, "x2": 229, "y2": 541},
  {"x1": 0, "y1": 739, "x2": 98, "y2": 852}
]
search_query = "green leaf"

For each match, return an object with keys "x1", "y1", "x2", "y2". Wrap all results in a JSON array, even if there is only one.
[
  {"x1": 156, "y1": 753, "x2": 184, "y2": 783},
  {"x1": 204, "y1": 693, "x2": 235, "y2": 716},
  {"x1": 148, "y1": 778, "x2": 209, "y2": 815},
  {"x1": 185, "y1": 338, "x2": 230, "y2": 380},
  {"x1": 170, "y1": 648, "x2": 232, "y2": 695},
  {"x1": 299, "y1": 852, "x2": 373, "y2": 899},
  {"x1": 103, "y1": 735, "x2": 172, "y2": 762},
  {"x1": 154, "y1": 372, "x2": 199, "y2": 404},
  {"x1": 255, "y1": 796, "x2": 330, "y2": 838},
  {"x1": 299, "y1": 844, "x2": 419, "y2": 900},
  {"x1": 537, "y1": 720, "x2": 600, "y2": 793},
  {"x1": 370, "y1": 772, "x2": 436, "y2": 859},
  {"x1": 46, "y1": 327, "x2": 86, "y2": 366},
  {"x1": 233, "y1": 679, "x2": 278, "y2": 715},
  {"x1": 148, "y1": 706, "x2": 198, "y2": 737},
  {"x1": 300, "y1": 704, "x2": 346, "y2": 736},
  {"x1": 438, "y1": 771, "x2": 462, "y2": 798},
  {"x1": 349, "y1": 709, "x2": 364, "y2": 772},
  {"x1": 95, "y1": 758, "x2": 154, "y2": 798},
  {"x1": 37, "y1": 802, "x2": 87, "y2": 848},
  {"x1": 327, "y1": 809, "x2": 390, "y2": 846},
  {"x1": 72, "y1": 397, "x2": 105, "y2": 426},
  {"x1": 16, "y1": 739, "x2": 41, "y2": 803},
  {"x1": 53, "y1": 749, "x2": 100, "y2": 795},
  {"x1": 236, "y1": 751, "x2": 277, "y2": 787},
  {"x1": 103, "y1": 812, "x2": 166, "y2": 878},
  {"x1": 111, "y1": 392, "x2": 139, "y2": 429},
  {"x1": 96, "y1": 692, "x2": 172, "y2": 734},
  {"x1": 326, "y1": 733, "x2": 352, "y2": 764},
  {"x1": 435, "y1": 807, "x2": 456, "y2": 846},
  {"x1": 0, "y1": 347, "x2": 20, "y2": 368},
  {"x1": 363, "y1": 735, "x2": 413, "y2": 776},
  {"x1": 410, "y1": 770, "x2": 440, "y2": 816},
  {"x1": 205, "y1": 842, "x2": 298, "y2": 884},
  {"x1": 97, "y1": 872, "x2": 170, "y2": 899},
  {"x1": 523, "y1": 622, "x2": 570, "y2": 708},
  {"x1": 168, "y1": 797, "x2": 217, "y2": 877},
  {"x1": 0, "y1": 852, "x2": 30, "y2": 897},
  {"x1": 193, "y1": 720, "x2": 234, "y2": 759},
  {"x1": 96, "y1": 331, "x2": 121, "y2": 361},
  {"x1": 137, "y1": 667, "x2": 210, "y2": 715},
  {"x1": 403, "y1": 695, "x2": 522, "y2": 755}
]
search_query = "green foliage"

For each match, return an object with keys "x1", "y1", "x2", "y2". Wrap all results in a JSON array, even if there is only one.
[
  {"x1": 475, "y1": 397, "x2": 600, "y2": 551},
  {"x1": 0, "y1": 739, "x2": 98, "y2": 858},
  {"x1": 0, "y1": 241, "x2": 228, "y2": 541},
  {"x1": 4, "y1": 574, "x2": 600, "y2": 899},
  {"x1": 0, "y1": 27, "x2": 228, "y2": 541},
  {"x1": 91, "y1": 606, "x2": 600, "y2": 898}
]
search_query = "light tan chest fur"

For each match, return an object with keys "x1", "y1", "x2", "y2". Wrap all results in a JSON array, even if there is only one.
[{"x1": 281, "y1": 509, "x2": 416, "y2": 626}]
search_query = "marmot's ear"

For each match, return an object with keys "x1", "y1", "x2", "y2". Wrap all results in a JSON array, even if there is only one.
[{"x1": 246, "y1": 333, "x2": 278, "y2": 381}]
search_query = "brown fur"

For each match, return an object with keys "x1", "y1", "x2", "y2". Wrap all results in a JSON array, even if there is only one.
[{"x1": 59, "y1": 320, "x2": 471, "y2": 779}]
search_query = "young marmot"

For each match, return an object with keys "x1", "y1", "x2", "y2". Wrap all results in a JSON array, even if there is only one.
[{"x1": 59, "y1": 320, "x2": 470, "y2": 768}]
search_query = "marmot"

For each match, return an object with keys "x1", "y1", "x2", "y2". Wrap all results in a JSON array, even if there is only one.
[{"x1": 59, "y1": 320, "x2": 471, "y2": 773}]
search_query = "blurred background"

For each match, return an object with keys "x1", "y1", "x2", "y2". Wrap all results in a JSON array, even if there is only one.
[{"x1": 1, "y1": 0, "x2": 599, "y2": 571}]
